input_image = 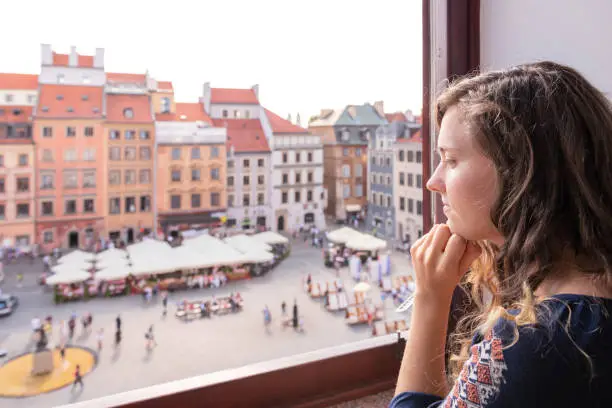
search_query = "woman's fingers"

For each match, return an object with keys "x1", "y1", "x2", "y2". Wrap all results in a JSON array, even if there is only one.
[
  {"x1": 430, "y1": 224, "x2": 452, "y2": 254},
  {"x1": 442, "y1": 234, "x2": 467, "y2": 269},
  {"x1": 458, "y1": 241, "x2": 482, "y2": 275}
]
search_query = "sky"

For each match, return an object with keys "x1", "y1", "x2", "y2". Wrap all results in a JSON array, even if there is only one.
[{"x1": 0, "y1": 0, "x2": 422, "y2": 122}]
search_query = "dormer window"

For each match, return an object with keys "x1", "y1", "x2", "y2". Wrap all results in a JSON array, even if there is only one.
[
  {"x1": 81, "y1": 95, "x2": 89, "y2": 101},
  {"x1": 93, "y1": 107, "x2": 100, "y2": 113},
  {"x1": 222, "y1": 109, "x2": 228, "y2": 118},
  {"x1": 360, "y1": 128, "x2": 370, "y2": 141},
  {"x1": 66, "y1": 107, "x2": 74, "y2": 113},
  {"x1": 341, "y1": 129, "x2": 350, "y2": 141},
  {"x1": 41, "y1": 106, "x2": 49, "y2": 112},
  {"x1": 82, "y1": 75, "x2": 90, "y2": 84},
  {"x1": 123, "y1": 108, "x2": 134, "y2": 119},
  {"x1": 13, "y1": 108, "x2": 22, "y2": 116},
  {"x1": 161, "y1": 97, "x2": 170, "y2": 114},
  {"x1": 56, "y1": 95, "x2": 63, "y2": 101},
  {"x1": 57, "y1": 74, "x2": 65, "y2": 84}
]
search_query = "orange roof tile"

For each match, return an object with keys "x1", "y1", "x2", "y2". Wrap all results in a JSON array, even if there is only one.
[
  {"x1": 385, "y1": 112, "x2": 408, "y2": 123},
  {"x1": 36, "y1": 85, "x2": 104, "y2": 119},
  {"x1": 211, "y1": 119, "x2": 270, "y2": 153},
  {"x1": 210, "y1": 88, "x2": 258, "y2": 105},
  {"x1": 106, "y1": 72, "x2": 146, "y2": 84},
  {"x1": 0, "y1": 106, "x2": 33, "y2": 123},
  {"x1": 52, "y1": 52, "x2": 94, "y2": 68},
  {"x1": 397, "y1": 129, "x2": 422, "y2": 144},
  {"x1": 264, "y1": 108, "x2": 308, "y2": 134},
  {"x1": 157, "y1": 81, "x2": 173, "y2": 91},
  {"x1": 0, "y1": 73, "x2": 38, "y2": 90},
  {"x1": 155, "y1": 102, "x2": 211, "y2": 123},
  {"x1": 106, "y1": 94, "x2": 152, "y2": 123}
]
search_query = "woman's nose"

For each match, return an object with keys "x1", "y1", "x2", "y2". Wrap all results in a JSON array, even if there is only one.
[{"x1": 426, "y1": 165, "x2": 445, "y2": 194}]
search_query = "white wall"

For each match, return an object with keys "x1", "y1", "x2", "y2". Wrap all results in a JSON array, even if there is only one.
[
  {"x1": 209, "y1": 104, "x2": 259, "y2": 119},
  {"x1": 481, "y1": 0, "x2": 612, "y2": 95},
  {"x1": 0, "y1": 90, "x2": 37, "y2": 106},
  {"x1": 39, "y1": 66, "x2": 106, "y2": 87}
]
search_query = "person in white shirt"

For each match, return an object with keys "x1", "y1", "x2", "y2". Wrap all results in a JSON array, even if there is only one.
[{"x1": 31, "y1": 317, "x2": 41, "y2": 332}]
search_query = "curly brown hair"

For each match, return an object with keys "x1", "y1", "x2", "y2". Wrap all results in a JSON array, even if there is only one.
[{"x1": 435, "y1": 61, "x2": 612, "y2": 379}]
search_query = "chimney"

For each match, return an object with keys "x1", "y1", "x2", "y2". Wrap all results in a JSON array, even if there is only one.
[
  {"x1": 202, "y1": 82, "x2": 211, "y2": 114},
  {"x1": 94, "y1": 47, "x2": 105, "y2": 69},
  {"x1": 41, "y1": 44, "x2": 53, "y2": 66},
  {"x1": 374, "y1": 100, "x2": 385, "y2": 117},
  {"x1": 251, "y1": 84, "x2": 259, "y2": 100},
  {"x1": 69, "y1": 46, "x2": 78, "y2": 67}
]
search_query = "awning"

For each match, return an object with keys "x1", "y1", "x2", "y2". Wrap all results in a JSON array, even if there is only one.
[{"x1": 346, "y1": 204, "x2": 361, "y2": 212}]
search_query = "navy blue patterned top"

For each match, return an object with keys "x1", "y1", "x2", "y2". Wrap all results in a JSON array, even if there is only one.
[{"x1": 390, "y1": 294, "x2": 612, "y2": 408}]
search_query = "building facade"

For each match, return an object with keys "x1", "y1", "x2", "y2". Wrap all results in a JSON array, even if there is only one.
[
  {"x1": 155, "y1": 103, "x2": 227, "y2": 236},
  {"x1": 309, "y1": 103, "x2": 386, "y2": 221},
  {"x1": 264, "y1": 109, "x2": 326, "y2": 232},
  {"x1": 394, "y1": 129, "x2": 424, "y2": 243}
]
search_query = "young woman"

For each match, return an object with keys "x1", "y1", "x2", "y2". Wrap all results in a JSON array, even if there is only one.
[{"x1": 391, "y1": 62, "x2": 612, "y2": 408}]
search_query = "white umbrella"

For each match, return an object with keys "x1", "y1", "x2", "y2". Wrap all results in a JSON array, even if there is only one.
[
  {"x1": 251, "y1": 231, "x2": 289, "y2": 245},
  {"x1": 345, "y1": 235, "x2": 387, "y2": 251},
  {"x1": 51, "y1": 261, "x2": 91, "y2": 274},
  {"x1": 327, "y1": 227, "x2": 361, "y2": 244},
  {"x1": 58, "y1": 249, "x2": 95, "y2": 264},
  {"x1": 353, "y1": 282, "x2": 372, "y2": 293},
  {"x1": 46, "y1": 270, "x2": 91, "y2": 285}
]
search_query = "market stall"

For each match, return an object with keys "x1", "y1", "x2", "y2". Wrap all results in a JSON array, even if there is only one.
[{"x1": 46, "y1": 270, "x2": 92, "y2": 303}]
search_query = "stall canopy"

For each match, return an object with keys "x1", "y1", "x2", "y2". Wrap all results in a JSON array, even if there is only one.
[
  {"x1": 242, "y1": 249, "x2": 275, "y2": 264},
  {"x1": 95, "y1": 248, "x2": 128, "y2": 264},
  {"x1": 51, "y1": 260, "x2": 92, "y2": 274},
  {"x1": 224, "y1": 234, "x2": 272, "y2": 254},
  {"x1": 58, "y1": 249, "x2": 96, "y2": 264},
  {"x1": 183, "y1": 234, "x2": 249, "y2": 266},
  {"x1": 46, "y1": 270, "x2": 91, "y2": 285},
  {"x1": 251, "y1": 231, "x2": 289, "y2": 245},
  {"x1": 95, "y1": 264, "x2": 133, "y2": 281},
  {"x1": 345, "y1": 234, "x2": 387, "y2": 251},
  {"x1": 327, "y1": 227, "x2": 362, "y2": 244}
]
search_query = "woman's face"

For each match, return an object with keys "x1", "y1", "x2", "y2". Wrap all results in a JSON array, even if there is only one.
[{"x1": 427, "y1": 106, "x2": 503, "y2": 244}]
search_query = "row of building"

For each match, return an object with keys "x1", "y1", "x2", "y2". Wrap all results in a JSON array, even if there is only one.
[{"x1": 0, "y1": 44, "x2": 423, "y2": 253}]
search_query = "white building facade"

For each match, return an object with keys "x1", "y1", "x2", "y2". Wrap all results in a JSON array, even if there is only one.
[{"x1": 393, "y1": 137, "x2": 424, "y2": 243}]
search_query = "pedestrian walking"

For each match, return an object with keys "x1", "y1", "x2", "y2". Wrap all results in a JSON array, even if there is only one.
[
  {"x1": 114, "y1": 329, "x2": 122, "y2": 348},
  {"x1": 263, "y1": 305, "x2": 272, "y2": 328},
  {"x1": 16, "y1": 272, "x2": 23, "y2": 288},
  {"x1": 292, "y1": 300, "x2": 299, "y2": 329},
  {"x1": 281, "y1": 301, "x2": 287, "y2": 316},
  {"x1": 68, "y1": 316, "x2": 76, "y2": 339},
  {"x1": 59, "y1": 345, "x2": 66, "y2": 361},
  {"x1": 72, "y1": 365, "x2": 84, "y2": 390},
  {"x1": 96, "y1": 328, "x2": 104, "y2": 351},
  {"x1": 116, "y1": 315, "x2": 121, "y2": 331},
  {"x1": 145, "y1": 325, "x2": 156, "y2": 350},
  {"x1": 161, "y1": 291, "x2": 168, "y2": 316}
]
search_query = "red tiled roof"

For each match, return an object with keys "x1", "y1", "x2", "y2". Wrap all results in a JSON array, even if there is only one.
[
  {"x1": 210, "y1": 88, "x2": 258, "y2": 105},
  {"x1": 36, "y1": 85, "x2": 104, "y2": 119},
  {"x1": 264, "y1": 108, "x2": 308, "y2": 134},
  {"x1": 397, "y1": 129, "x2": 422, "y2": 144},
  {"x1": 106, "y1": 94, "x2": 152, "y2": 123},
  {"x1": 0, "y1": 73, "x2": 38, "y2": 90},
  {"x1": 385, "y1": 112, "x2": 408, "y2": 123},
  {"x1": 106, "y1": 72, "x2": 146, "y2": 84},
  {"x1": 52, "y1": 52, "x2": 94, "y2": 68},
  {"x1": 0, "y1": 106, "x2": 33, "y2": 123},
  {"x1": 155, "y1": 102, "x2": 211, "y2": 123},
  {"x1": 158, "y1": 81, "x2": 173, "y2": 91},
  {"x1": 211, "y1": 118, "x2": 270, "y2": 153}
]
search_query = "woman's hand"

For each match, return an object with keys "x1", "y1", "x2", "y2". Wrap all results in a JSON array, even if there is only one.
[{"x1": 410, "y1": 224, "x2": 481, "y2": 302}]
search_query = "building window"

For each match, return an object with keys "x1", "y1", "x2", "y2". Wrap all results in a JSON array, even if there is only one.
[
  {"x1": 140, "y1": 195, "x2": 151, "y2": 212},
  {"x1": 295, "y1": 191, "x2": 301, "y2": 202},
  {"x1": 228, "y1": 160, "x2": 234, "y2": 168},
  {"x1": 282, "y1": 173, "x2": 288, "y2": 184},
  {"x1": 372, "y1": 193, "x2": 377, "y2": 205},
  {"x1": 123, "y1": 108, "x2": 134, "y2": 119},
  {"x1": 416, "y1": 174, "x2": 422, "y2": 188},
  {"x1": 211, "y1": 146, "x2": 219, "y2": 158},
  {"x1": 139, "y1": 169, "x2": 151, "y2": 184},
  {"x1": 407, "y1": 150, "x2": 414, "y2": 162},
  {"x1": 245, "y1": 110, "x2": 250, "y2": 119},
  {"x1": 416, "y1": 151, "x2": 422, "y2": 163},
  {"x1": 122, "y1": 170, "x2": 134, "y2": 185},
  {"x1": 124, "y1": 147, "x2": 137, "y2": 160},
  {"x1": 139, "y1": 146, "x2": 151, "y2": 160},
  {"x1": 124, "y1": 130, "x2": 135, "y2": 140},
  {"x1": 171, "y1": 169, "x2": 181, "y2": 182},
  {"x1": 170, "y1": 195, "x2": 181, "y2": 209},
  {"x1": 109, "y1": 170, "x2": 121, "y2": 185},
  {"x1": 343, "y1": 148, "x2": 349, "y2": 157},
  {"x1": 307, "y1": 190, "x2": 313, "y2": 202},
  {"x1": 399, "y1": 173, "x2": 405, "y2": 185},
  {"x1": 139, "y1": 130, "x2": 150, "y2": 140},
  {"x1": 243, "y1": 194, "x2": 250, "y2": 207},
  {"x1": 16, "y1": 154, "x2": 28, "y2": 166},
  {"x1": 282, "y1": 153, "x2": 288, "y2": 163},
  {"x1": 191, "y1": 193, "x2": 201, "y2": 208},
  {"x1": 417, "y1": 200, "x2": 423, "y2": 215},
  {"x1": 43, "y1": 230, "x2": 53, "y2": 243},
  {"x1": 109, "y1": 147, "x2": 121, "y2": 161},
  {"x1": 191, "y1": 147, "x2": 200, "y2": 159},
  {"x1": 84, "y1": 199, "x2": 94, "y2": 213},
  {"x1": 161, "y1": 97, "x2": 170, "y2": 113},
  {"x1": 83, "y1": 148, "x2": 96, "y2": 161},
  {"x1": 63, "y1": 149, "x2": 77, "y2": 162},
  {"x1": 408, "y1": 198, "x2": 414, "y2": 213},
  {"x1": 125, "y1": 197, "x2": 136, "y2": 213},
  {"x1": 64, "y1": 200, "x2": 76, "y2": 215},
  {"x1": 243, "y1": 175, "x2": 250, "y2": 185},
  {"x1": 243, "y1": 159, "x2": 250, "y2": 168},
  {"x1": 307, "y1": 152, "x2": 313, "y2": 162},
  {"x1": 16, "y1": 203, "x2": 29, "y2": 218},
  {"x1": 66, "y1": 126, "x2": 76, "y2": 137},
  {"x1": 385, "y1": 157, "x2": 391, "y2": 167},
  {"x1": 16, "y1": 177, "x2": 29, "y2": 192},
  {"x1": 84, "y1": 127, "x2": 94, "y2": 137},
  {"x1": 43, "y1": 127, "x2": 53, "y2": 137},
  {"x1": 228, "y1": 194, "x2": 234, "y2": 207},
  {"x1": 355, "y1": 184, "x2": 363, "y2": 197},
  {"x1": 57, "y1": 74, "x2": 64, "y2": 84},
  {"x1": 171, "y1": 147, "x2": 181, "y2": 160},
  {"x1": 354, "y1": 164, "x2": 363, "y2": 177},
  {"x1": 191, "y1": 168, "x2": 201, "y2": 181},
  {"x1": 211, "y1": 168, "x2": 220, "y2": 180},
  {"x1": 210, "y1": 192, "x2": 220, "y2": 206},
  {"x1": 109, "y1": 130, "x2": 120, "y2": 140},
  {"x1": 41, "y1": 201, "x2": 54, "y2": 216},
  {"x1": 295, "y1": 152, "x2": 301, "y2": 163},
  {"x1": 83, "y1": 171, "x2": 96, "y2": 188},
  {"x1": 399, "y1": 150, "x2": 405, "y2": 161},
  {"x1": 343, "y1": 184, "x2": 350, "y2": 198},
  {"x1": 407, "y1": 173, "x2": 414, "y2": 187},
  {"x1": 386, "y1": 176, "x2": 391, "y2": 185},
  {"x1": 258, "y1": 175, "x2": 264, "y2": 185},
  {"x1": 257, "y1": 158, "x2": 264, "y2": 167},
  {"x1": 371, "y1": 156, "x2": 376, "y2": 166},
  {"x1": 387, "y1": 196, "x2": 392, "y2": 207},
  {"x1": 281, "y1": 192, "x2": 288, "y2": 204},
  {"x1": 63, "y1": 171, "x2": 77, "y2": 189},
  {"x1": 227, "y1": 176, "x2": 234, "y2": 187},
  {"x1": 0, "y1": 204, "x2": 4, "y2": 218},
  {"x1": 40, "y1": 174, "x2": 54, "y2": 189},
  {"x1": 307, "y1": 172, "x2": 313, "y2": 183},
  {"x1": 222, "y1": 109, "x2": 228, "y2": 118},
  {"x1": 257, "y1": 193, "x2": 264, "y2": 205},
  {"x1": 5, "y1": 94, "x2": 13, "y2": 102},
  {"x1": 109, "y1": 198, "x2": 120, "y2": 214},
  {"x1": 378, "y1": 194, "x2": 383, "y2": 206},
  {"x1": 342, "y1": 165, "x2": 350, "y2": 178},
  {"x1": 295, "y1": 173, "x2": 301, "y2": 183},
  {"x1": 400, "y1": 197, "x2": 406, "y2": 211}
]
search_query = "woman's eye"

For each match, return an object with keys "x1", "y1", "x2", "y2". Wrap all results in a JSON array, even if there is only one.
[{"x1": 443, "y1": 158, "x2": 457, "y2": 167}]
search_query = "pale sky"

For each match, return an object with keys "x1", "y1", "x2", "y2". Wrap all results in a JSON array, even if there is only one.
[{"x1": 0, "y1": 0, "x2": 422, "y2": 122}]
